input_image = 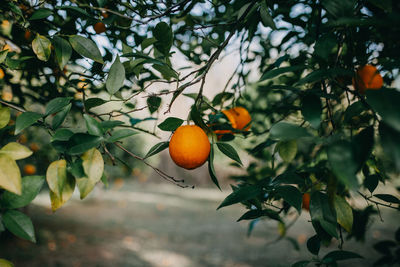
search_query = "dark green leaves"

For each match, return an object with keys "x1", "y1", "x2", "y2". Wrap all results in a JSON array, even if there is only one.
[
  {"x1": 270, "y1": 122, "x2": 312, "y2": 141},
  {"x1": 29, "y1": 8, "x2": 53, "y2": 20},
  {"x1": 208, "y1": 144, "x2": 221, "y2": 190},
  {"x1": 237, "y1": 209, "x2": 281, "y2": 222},
  {"x1": 276, "y1": 185, "x2": 302, "y2": 213},
  {"x1": 260, "y1": 66, "x2": 305, "y2": 81},
  {"x1": 153, "y1": 22, "x2": 173, "y2": 55},
  {"x1": 15, "y1": 112, "x2": 43, "y2": 135},
  {"x1": 2, "y1": 210, "x2": 36, "y2": 242},
  {"x1": 0, "y1": 176, "x2": 45, "y2": 209},
  {"x1": 327, "y1": 140, "x2": 358, "y2": 189},
  {"x1": 373, "y1": 194, "x2": 400, "y2": 204},
  {"x1": 85, "y1": 98, "x2": 107, "y2": 110},
  {"x1": 259, "y1": 1, "x2": 277, "y2": 29},
  {"x1": 158, "y1": 117, "x2": 184, "y2": 131},
  {"x1": 366, "y1": 89, "x2": 400, "y2": 132},
  {"x1": 364, "y1": 174, "x2": 379, "y2": 193},
  {"x1": 69, "y1": 35, "x2": 103, "y2": 64},
  {"x1": 301, "y1": 94, "x2": 322, "y2": 129},
  {"x1": 216, "y1": 142, "x2": 242, "y2": 165},
  {"x1": 321, "y1": 250, "x2": 363, "y2": 264},
  {"x1": 53, "y1": 36, "x2": 72, "y2": 69},
  {"x1": 147, "y1": 96, "x2": 162, "y2": 114},
  {"x1": 218, "y1": 185, "x2": 262, "y2": 209},
  {"x1": 310, "y1": 192, "x2": 338, "y2": 238},
  {"x1": 334, "y1": 195, "x2": 353, "y2": 232},
  {"x1": 276, "y1": 140, "x2": 297, "y2": 162},
  {"x1": 106, "y1": 55, "x2": 125, "y2": 95},
  {"x1": 307, "y1": 235, "x2": 321, "y2": 255},
  {"x1": 352, "y1": 126, "x2": 374, "y2": 171},
  {"x1": 45, "y1": 97, "x2": 72, "y2": 116},
  {"x1": 144, "y1": 142, "x2": 169, "y2": 159}
]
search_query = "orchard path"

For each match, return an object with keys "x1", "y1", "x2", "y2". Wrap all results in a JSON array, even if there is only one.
[{"x1": 1, "y1": 181, "x2": 397, "y2": 267}]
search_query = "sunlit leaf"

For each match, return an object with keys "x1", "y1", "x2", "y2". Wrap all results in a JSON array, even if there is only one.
[
  {"x1": 32, "y1": 34, "x2": 51, "y2": 61},
  {"x1": 0, "y1": 142, "x2": 32, "y2": 160},
  {"x1": 0, "y1": 155, "x2": 21, "y2": 195}
]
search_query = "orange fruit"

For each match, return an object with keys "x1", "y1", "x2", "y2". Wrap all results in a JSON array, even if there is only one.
[
  {"x1": 169, "y1": 125, "x2": 211, "y2": 170},
  {"x1": 23, "y1": 164, "x2": 36, "y2": 175},
  {"x1": 29, "y1": 143, "x2": 39, "y2": 152},
  {"x1": 24, "y1": 30, "x2": 32, "y2": 41},
  {"x1": 302, "y1": 193, "x2": 310, "y2": 211},
  {"x1": 101, "y1": 11, "x2": 109, "y2": 18},
  {"x1": 221, "y1": 106, "x2": 251, "y2": 131},
  {"x1": 352, "y1": 64, "x2": 383, "y2": 94},
  {"x1": 93, "y1": 22, "x2": 106, "y2": 34},
  {"x1": 3, "y1": 44, "x2": 11, "y2": 52},
  {"x1": 19, "y1": 134, "x2": 27, "y2": 144},
  {"x1": 0, "y1": 69, "x2": 4, "y2": 79}
]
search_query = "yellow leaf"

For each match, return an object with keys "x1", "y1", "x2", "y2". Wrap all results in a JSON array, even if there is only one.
[
  {"x1": 0, "y1": 142, "x2": 32, "y2": 160},
  {"x1": 0, "y1": 154, "x2": 21, "y2": 195},
  {"x1": 0, "y1": 258, "x2": 14, "y2": 267},
  {"x1": 0, "y1": 106, "x2": 10, "y2": 129},
  {"x1": 50, "y1": 175, "x2": 75, "y2": 212},
  {"x1": 82, "y1": 148, "x2": 104, "y2": 183},
  {"x1": 46, "y1": 160, "x2": 67, "y2": 198}
]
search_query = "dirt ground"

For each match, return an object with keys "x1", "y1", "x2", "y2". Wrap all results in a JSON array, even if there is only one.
[{"x1": 0, "y1": 180, "x2": 398, "y2": 267}]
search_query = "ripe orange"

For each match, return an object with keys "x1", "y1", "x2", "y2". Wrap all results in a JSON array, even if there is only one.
[
  {"x1": 169, "y1": 125, "x2": 211, "y2": 170},
  {"x1": 23, "y1": 164, "x2": 36, "y2": 175},
  {"x1": 352, "y1": 64, "x2": 383, "y2": 94},
  {"x1": 3, "y1": 44, "x2": 11, "y2": 52},
  {"x1": 302, "y1": 193, "x2": 310, "y2": 211},
  {"x1": 24, "y1": 30, "x2": 32, "y2": 41},
  {"x1": 0, "y1": 69, "x2": 4, "y2": 79},
  {"x1": 93, "y1": 22, "x2": 106, "y2": 34},
  {"x1": 29, "y1": 143, "x2": 40, "y2": 152},
  {"x1": 218, "y1": 106, "x2": 251, "y2": 132}
]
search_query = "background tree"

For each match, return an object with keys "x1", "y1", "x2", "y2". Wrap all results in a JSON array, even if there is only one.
[{"x1": 0, "y1": 0, "x2": 399, "y2": 266}]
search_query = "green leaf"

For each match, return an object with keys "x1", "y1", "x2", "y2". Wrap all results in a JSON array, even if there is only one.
[
  {"x1": 144, "y1": 141, "x2": 169, "y2": 159},
  {"x1": 276, "y1": 185, "x2": 302, "y2": 213},
  {"x1": 374, "y1": 194, "x2": 400, "y2": 204},
  {"x1": 260, "y1": 1, "x2": 277, "y2": 29},
  {"x1": 0, "y1": 176, "x2": 45, "y2": 209},
  {"x1": 260, "y1": 66, "x2": 305, "y2": 81},
  {"x1": 218, "y1": 185, "x2": 261, "y2": 209},
  {"x1": 52, "y1": 103, "x2": 71, "y2": 129},
  {"x1": 313, "y1": 33, "x2": 337, "y2": 59},
  {"x1": 68, "y1": 134, "x2": 103, "y2": 155},
  {"x1": 69, "y1": 35, "x2": 104, "y2": 64},
  {"x1": 276, "y1": 140, "x2": 297, "y2": 162},
  {"x1": 334, "y1": 195, "x2": 353, "y2": 232},
  {"x1": 327, "y1": 140, "x2": 358, "y2": 189},
  {"x1": 51, "y1": 128, "x2": 74, "y2": 142},
  {"x1": 29, "y1": 8, "x2": 53, "y2": 20},
  {"x1": 0, "y1": 50, "x2": 8, "y2": 64},
  {"x1": 344, "y1": 101, "x2": 366, "y2": 123},
  {"x1": 45, "y1": 97, "x2": 72, "y2": 116},
  {"x1": 208, "y1": 144, "x2": 221, "y2": 190},
  {"x1": 322, "y1": 250, "x2": 363, "y2": 264},
  {"x1": 0, "y1": 259, "x2": 14, "y2": 267},
  {"x1": 270, "y1": 122, "x2": 312, "y2": 141},
  {"x1": 0, "y1": 106, "x2": 10, "y2": 129},
  {"x1": 310, "y1": 192, "x2": 338, "y2": 238},
  {"x1": 379, "y1": 122, "x2": 400, "y2": 172},
  {"x1": 0, "y1": 142, "x2": 32, "y2": 160},
  {"x1": 301, "y1": 94, "x2": 322, "y2": 129},
  {"x1": 2, "y1": 210, "x2": 36, "y2": 242},
  {"x1": 32, "y1": 34, "x2": 51, "y2": 61},
  {"x1": 153, "y1": 22, "x2": 173, "y2": 55},
  {"x1": 15, "y1": 112, "x2": 43, "y2": 135},
  {"x1": 158, "y1": 117, "x2": 184, "y2": 131},
  {"x1": 153, "y1": 64, "x2": 178, "y2": 80},
  {"x1": 107, "y1": 129, "x2": 137, "y2": 143},
  {"x1": 0, "y1": 155, "x2": 21, "y2": 195},
  {"x1": 53, "y1": 36, "x2": 72, "y2": 69},
  {"x1": 46, "y1": 159, "x2": 67, "y2": 198},
  {"x1": 190, "y1": 105, "x2": 209, "y2": 130},
  {"x1": 366, "y1": 89, "x2": 400, "y2": 132},
  {"x1": 77, "y1": 148, "x2": 104, "y2": 199},
  {"x1": 106, "y1": 55, "x2": 125, "y2": 95},
  {"x1": 364, "y1": 174, "x2": 379, "y2": 193},
  {"x1": 84, "y1": 98, "x2": 107, "y2": 111},
  {"x1": 56, "y1": 6, "x2": 91, "y2": 17},
  {"x1": 352, "y1": 126, "x2": 374, "y2": 171},
  {"x1": 307, "y1": 235, "x2": 321, "y2": 255},
  {"x1": 216, "y1": 142, "x2": 242, "y2": 165},
  {"x1": 147, "y1": 96, "x2": 162, "y2": 114},
  {"x1": 83, "y1": 114, "x2": 103, "y2": 136},
  {"x1": 237, "y1": 209, "x2": 281, "y2": 222},
  {"x1": 8, "y1": 2, "x2": 23, "y2": 18}
]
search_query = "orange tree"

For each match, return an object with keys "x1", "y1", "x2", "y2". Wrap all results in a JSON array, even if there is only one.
[{"x1": 0, "y1": 0, "x2": 400, "y2": 266}]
